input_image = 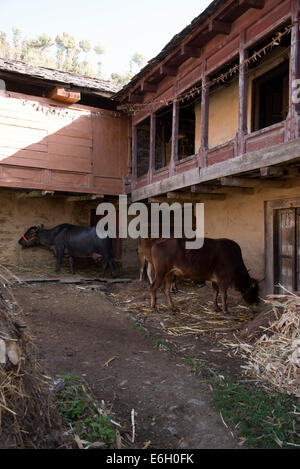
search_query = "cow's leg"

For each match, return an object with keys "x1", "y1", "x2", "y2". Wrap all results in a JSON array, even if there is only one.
[
  {"x1": 68, "y1": 256, "x2": 75, "y2": 275},
  {"x1": 138, "y1": 250, "x2": 146, "y2": 281},
  {"x1": 150, "y1": 274, "x2": 163, "y2": 311},
  {"x1": 139, "y1": 259, "x2": 145, "y2": 281},
  {"x1": 101, "y1": 258, "x2": 108, "y2": 277},
  {"x1": 171, "y1": 275, "x2": 178, "y2": 293},
  {"x1": 219, "y1": 284, "x2": 229, "y2": 314},
  {"x1": 212, "y1": 282, "x2": 221, "y2": 312},
  {"x1": 108, "y1": 258, "x2": 115, "y2": 278},
  {"x1": 147, "y1": 262, "x2": 153, "y2": 283},
  {"x1": 163, "y1": 273, "x2": 177, "y2": 312},
  {"x1": 55, "y1": 246, "x2": 64, "y2": 273}
]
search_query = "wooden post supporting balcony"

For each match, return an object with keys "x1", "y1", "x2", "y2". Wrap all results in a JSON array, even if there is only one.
[
  {"x1": 148, "y1": 112, "x2": 156, "y2": 184},
  {"x1": 131, "y1": 123, "x2": 137, "y2": 190},
  {"x1": 237, "y1": 32, "x2": 248, "y2": 155},
  {"x1": 288, "y1": 0, "x2": 300, "y2": 140},
  {"x1": 198, "y1": 64, "x2": 209, "y2": 167},
  {"x1": 170, "y1": 98, "x2": 179, "y2": 177}
]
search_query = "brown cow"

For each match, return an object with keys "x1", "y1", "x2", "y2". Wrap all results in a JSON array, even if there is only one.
[
  {"x1": 138, "y1": 238, "x2": 158, "y2": 283},
  {"x1": 150, "y1": 237, "x2": 259, "y2": 314},
  {"x1": 138, "y1": 238, "x2": 179, "y2": 292}
]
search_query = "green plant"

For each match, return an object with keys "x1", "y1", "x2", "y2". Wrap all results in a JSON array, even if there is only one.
[
  {"x1": 54, "y1": 375, "x2": 115, "y2": 448},
  {"x1": 184, "y1": 356, "x2": 214, "y2": 376},
  {"x1": 183, "y1": 357, "x2": 299, "y2": 449},
  {"x1": 212, "y1": 376, "x2": 299, "y2": 449}
]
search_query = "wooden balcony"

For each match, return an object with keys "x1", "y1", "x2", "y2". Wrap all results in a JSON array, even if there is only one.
[{"x1": 0, "y1": 91, "x2": 128, "y2": 196}]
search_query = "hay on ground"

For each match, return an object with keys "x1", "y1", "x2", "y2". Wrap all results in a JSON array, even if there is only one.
[
  {"x1": 222, "y1": 287, "x2": 300, "y2": 397},
  {"x1": 0, "y1": 266, "x2": 68, "y2": 448}
]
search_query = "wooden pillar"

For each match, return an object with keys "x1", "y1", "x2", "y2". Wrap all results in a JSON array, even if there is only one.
[
  {"x1": 199, "y1": 63, "x2": 209, "y2": 167},
  {"x1": 131, "y1": 123, "x2": 137, "y2": 190},
  {"x1": 237, "y1": 32, "x2": 248, "y2": 155},
  {"x1": 288, "y1": 0, "x2": 300, "y2": 140},
  {"x1": 170, "y1": 97, "x2": 179, "y2": 176},
  {"x1": 148, "y1": 112, "x2": 156, "y2": 184}
]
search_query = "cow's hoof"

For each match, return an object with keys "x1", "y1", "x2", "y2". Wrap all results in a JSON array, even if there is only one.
[{"x1": 214, "y1": 307, "x2": 222, "y2": 313}]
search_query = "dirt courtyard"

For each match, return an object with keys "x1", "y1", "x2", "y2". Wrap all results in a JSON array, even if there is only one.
[{"x1": 11, "y1": 274, "x2": 267, "y2": 449}]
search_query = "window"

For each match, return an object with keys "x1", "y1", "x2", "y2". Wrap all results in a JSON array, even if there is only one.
[
  {"x1": 178, "y1": 96, "x2": 197, "y2": 160},
  {"x1": 252, "y1": 60, "x2": 289, "y2": 132},
  {"x1": 155, "y1": 104, "x2": 172, "y2": 170}
]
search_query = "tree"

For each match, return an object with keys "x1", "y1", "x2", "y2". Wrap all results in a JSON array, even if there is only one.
[
  {"x1": 27, "y1": 34, "x2": 53, "y2": 52},
  {"x1": 132, "y1": 52, "x2": 145, "y2": 68},
  {"x1": 94, "y1": 43, "x2": 105, "y2": 56},
  {"x1": 110, "y1": 52, "x2": 146, "y2": 85}
]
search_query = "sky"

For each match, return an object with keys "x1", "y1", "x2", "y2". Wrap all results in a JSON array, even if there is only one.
[{"x1": 0, "y1": 0, "x2": 212, "y2": 78}]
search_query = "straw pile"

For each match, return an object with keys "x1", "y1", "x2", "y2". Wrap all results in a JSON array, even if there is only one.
[
  {"x1": 223, "y1": 288, "x2": 300, "y2": 397},
  {"x1": 0, "y1": 266, "x2": 68, "y2": 448}
]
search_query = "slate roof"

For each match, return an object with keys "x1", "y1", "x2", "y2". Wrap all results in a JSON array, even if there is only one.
[{"x1": 0, "y1": 57, "x2": 121, "y2": 97}]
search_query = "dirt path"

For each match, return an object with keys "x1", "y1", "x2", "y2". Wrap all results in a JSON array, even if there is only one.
[{"x1": 13, "y1": 281, "x2": 240, "y2": 449}]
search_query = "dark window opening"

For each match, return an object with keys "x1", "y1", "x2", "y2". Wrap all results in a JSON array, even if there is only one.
[
  {"x1": 249, "y1": 27, "x2": 291, "y2": 132},
  {"x1": 155, "y1": 104, "x2": 172, "y2": 170},
  {"x1": 252, "y1": 60, "x2": 289, "y2": 131},
  {"x1": 178, "y1": 95, "x2": 197, "y2": 160},
  {"x1": 136, "y1": 117, "x2": 150, "y2": 178}
]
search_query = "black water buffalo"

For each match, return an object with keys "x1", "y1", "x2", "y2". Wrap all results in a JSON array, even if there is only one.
[
  {"x1": 18, "y1": 223, "x2": 115, "y2": 277},
  {"x1": 150, "y1": 237, "x2": 259, "y2": 314}
]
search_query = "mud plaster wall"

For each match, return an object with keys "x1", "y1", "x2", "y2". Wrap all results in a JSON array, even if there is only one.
[
  {"x1": 203, "y1": 179, "x2": 300, "y2": 293},
  {"x1": 0, "y1": 189, "x2": 138, "y2": 274}
]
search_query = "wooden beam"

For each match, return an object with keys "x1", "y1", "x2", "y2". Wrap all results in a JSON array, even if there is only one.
[
  {"x1": 219, "y1": 178, "x2": 254, "y2": 193},
  {"x1": 260, "y1": 166, "x2": 300, "y2": 178},
  {"x1": 66, "y1": 195, "x2": 104, "y2": 202},
  {"x1": 148, "y1": 112, "x2": 156, "y2": 184},
  {"x1": 238, "y1": 0, "x2": 265, "y2": 9},
  {"x1": 220, "y1": 176, "x2": 257, "y2": 188},
  {"x1": 150, "y1": 194, "x2": 226, "y2": 203},
  {"x1": 208, "y1": 20, "x2": 231, "y2": 35},
  {"x1": 47, "y1": 87, "x2": 81, "y2": 104},
  {"x1": 170, "y1": 99, "x2": 179, "y2": 175},
  {"x1": 199, "y1": 66, "x2": 209, "y2": 167},
  {"x1": 238, "y1": 31, "x2": 248, "y2": 155},
  {"x1": 131, "y1": 123, "x2": 137, "y2": 190},
  {"x1": 167, "y1": 191, "x2": 225, "y2": 201},
  {"x1": 141, "y1": 81, "x2": 157, "y2": 93},
  {"x1": 16, "y1": 190, "x2": 55, "y2": 199},
  {"x1": 180, "y1": 44, "x2": 201, "y2": 59},
  {"x1": 159, "y1": 64, "x2": 177, "y2": 77},
  {"x1": 191, "y1": 184, "x2": 225, "y2": 194},
  {"x1": 128, "y1": 93, "x2": 143, "y2": 104},
  {"x1": 288, "y1": 0, "x2": 300, "y2": 140}
]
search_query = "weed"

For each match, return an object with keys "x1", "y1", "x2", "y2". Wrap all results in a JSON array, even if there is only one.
[
  {"x1": 212, "y1": 376, "x2": 300, "y2": 449},
  {"x1": 54, "y1": 375, "x2": 115, "y2": 448},
  {"x1": 126, "y1": 314, "x2": 146, "y2": 334},
  {"x1": 184, "y1": 356, "x2": 300, "y2": 449}
]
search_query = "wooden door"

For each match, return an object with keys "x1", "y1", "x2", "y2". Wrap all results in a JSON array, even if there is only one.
[{"x1": 274, "y1": 208, "x2": 298, "y2": 292}]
